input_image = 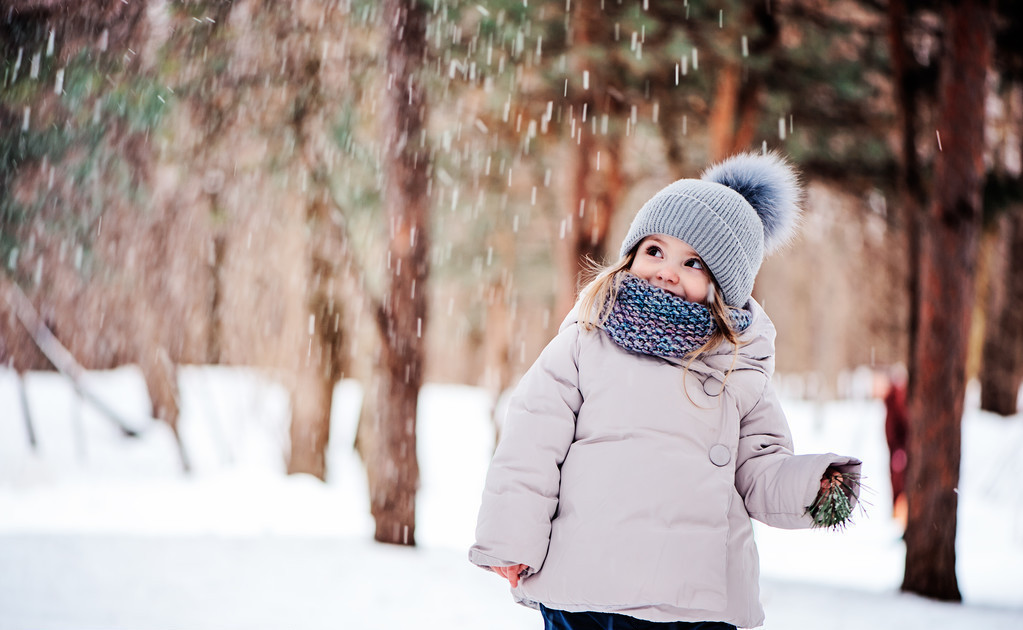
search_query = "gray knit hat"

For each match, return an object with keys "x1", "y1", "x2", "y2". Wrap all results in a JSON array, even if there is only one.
[{"x1": 619, "y1": 151, "x2": 802, "y2": 307}]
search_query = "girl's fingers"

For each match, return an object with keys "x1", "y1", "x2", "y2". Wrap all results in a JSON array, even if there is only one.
[
  {"x1": 494, "y1": 565, "x2": 524, "y2": 587},
  {"x1": 820, "y1": 471, "x2": 844, "y2": 493}
]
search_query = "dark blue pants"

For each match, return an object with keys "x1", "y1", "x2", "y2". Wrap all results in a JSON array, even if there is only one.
[{"x1": 540, "y1": 605, "x2": 737, "y2": 630}]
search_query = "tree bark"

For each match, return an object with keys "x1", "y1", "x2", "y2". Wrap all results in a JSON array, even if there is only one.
[
  {"x1": 887, "y1": 0, "x2": 929, "y2": 397},
  {"x1": 902, "y1": 0, "x2": 992, "y2": 601},
  {"x1": 553, "y1": 3, "x2": 622, "y2": 317},
  {"x1": 286, "y1": 43, "x2": 349, "y2": 481},
  {"x1": 362, "y1": 0, "x2": 430, "y2": 546},
  {"x1": 287, "y1": 227, "x2": 346, "y2": 480},
  {"x1": 657, "y1": 100, "x2": 690, "y2": 180},
  {"x1": 708, "y1": 62, "x2": 740, "y2": 162},
  {"x1": 142, "y1": 347, "x2": 190, "y2": 472},
  {"x1": 730, "y1": 79, "x2": 762, "y2": 154},
  {"x1": 980, "y1": 207, "x2": 1023, "y2": 415},
  {"x1": 556, "y1": 129, "x2": 625, "y2": 319},
  {"x1": 287, "y1": 359, "x2": 334, "y2": 480}
]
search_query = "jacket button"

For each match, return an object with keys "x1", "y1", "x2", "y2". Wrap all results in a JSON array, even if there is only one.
[
  {"x1": 709, "y1": 444, "x2": 731, "y2": 467},
  {"x1": 702, "y1": 378, "x2": 724, "y2": 397}
]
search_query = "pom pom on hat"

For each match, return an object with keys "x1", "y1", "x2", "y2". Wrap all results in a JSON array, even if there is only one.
[
  {"x1": 700, "y1": 151, "x2": 803, "y2": 254},
  {"x1": 618, "y1": 151, "x2": 804, "y2": 307}
]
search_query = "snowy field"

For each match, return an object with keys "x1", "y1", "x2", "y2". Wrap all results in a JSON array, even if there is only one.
[{"x1": 1, "y1": 365, "x2": 1022, "y2": 630}]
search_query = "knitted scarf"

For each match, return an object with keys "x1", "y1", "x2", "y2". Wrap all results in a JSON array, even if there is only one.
[{"x1": 602, "y1": 274, "x2": 752, "y2": 358}]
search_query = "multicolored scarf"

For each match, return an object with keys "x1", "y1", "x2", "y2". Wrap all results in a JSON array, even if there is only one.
[{"x1": 602, "y1": 274, "x2": 752, "y2": 358}]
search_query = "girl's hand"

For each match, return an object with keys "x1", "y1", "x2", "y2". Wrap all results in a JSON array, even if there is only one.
[
  {"x1": 493, "y1": 564, "x2": 528, "y2": 587},
  {"x1": 808, "y1": 465, "x2": 860, "y2": 529},
  {"x1": 820, "y1": 467, "x2": 844, "y2": 493}
]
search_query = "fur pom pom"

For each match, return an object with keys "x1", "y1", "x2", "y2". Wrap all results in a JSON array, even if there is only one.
[{"x1": 701, "y1": 151, "x2": 803, "y2": 253}]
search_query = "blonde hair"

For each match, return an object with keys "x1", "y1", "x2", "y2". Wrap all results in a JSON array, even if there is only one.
[{"x1": 576, "y1": 247, "x2": 746, "y2": 362}]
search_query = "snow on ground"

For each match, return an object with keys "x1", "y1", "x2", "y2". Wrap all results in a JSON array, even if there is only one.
[{"x1": 0, "y1": 365, "x2": 1021, "y2": 630}]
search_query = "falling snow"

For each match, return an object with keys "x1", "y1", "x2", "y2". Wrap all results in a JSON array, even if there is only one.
[{"x1": 0, "y1": 368, "x2": 1021, "y2": 629}]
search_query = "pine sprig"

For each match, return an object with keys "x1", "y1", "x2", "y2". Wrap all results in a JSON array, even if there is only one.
[{"x1": 807, "y1": 471, "x2": 862, "y2": 530}]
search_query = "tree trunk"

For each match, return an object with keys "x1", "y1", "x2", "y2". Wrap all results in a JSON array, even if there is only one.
[
  {"x1": 142, "y1": 347, "x2": 190, "y2": 472},
  {"x1": 556, "y1": 130, "x2": 624, "y2": 319},
  {"x1": 551, "y1": 1, "x2": 628, "y2": 319},
  {"x1": 708, "y1": 62, "x2": 740, "y2": 163},
  {"x1": 980, "y1": 207, "x2": 1023, "y2": 415},
  {"x1": 287, "y1": 236, "x2": 347, "y2": 480},
  {"x1": 482, "y1": 273, "x2": 512, "y2": 399},
  {"x1": 284, "y1": 31, "x2": 340, "y2": 481},
  {"x1": 887, "y1": 0, "x2": 930, "y2": 397},
  {"x1": 287, "y1": 363, "x2": 333, "y2": 480},
  {"x1": 362, "y1": 0, "x2": 430, "y2": 546},
  {"x1": 902, "y1": 0, "x2": 992, "y2": 601},
  {"x1": 731, "y1": 80, "x2": 761, "y2": 154},
  {"x1": 657, "y1": 100, "x2": 689, "y2": 180},
  {"x1": 207, "y1": 234, "x2": 226, "y2": 364},
  {"x1": 730, "y1": 1, "x2": 776, "y2": 155},
  {"x1": 573, "y1": 131, "x2": 617, "y2": 270}
]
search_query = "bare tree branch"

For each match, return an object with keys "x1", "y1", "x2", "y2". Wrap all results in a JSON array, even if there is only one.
[{"x1": 3, "y1": 280, "x2": 143, "y2": 437}]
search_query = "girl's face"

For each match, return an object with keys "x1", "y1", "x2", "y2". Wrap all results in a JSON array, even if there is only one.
[{"x1": 629, "y1": 234, "x2": 711, "y2": 304}]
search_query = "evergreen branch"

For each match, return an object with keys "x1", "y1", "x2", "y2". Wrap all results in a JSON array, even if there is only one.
[{"x1": 807, "y1": 471, "x2": 867, "y2": 531}]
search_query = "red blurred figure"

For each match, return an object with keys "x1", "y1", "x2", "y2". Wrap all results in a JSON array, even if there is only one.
[{"x1": 884, "y1": 365, "x2": 909, "y2": 528}]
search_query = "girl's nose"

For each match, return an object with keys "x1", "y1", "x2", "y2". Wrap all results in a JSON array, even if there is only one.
[{"x1": 657, "y1": 266, "x2": 679, "y2": 284}]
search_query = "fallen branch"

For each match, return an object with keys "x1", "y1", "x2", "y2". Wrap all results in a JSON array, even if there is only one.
[{"x1": 4, "y1": 281, "x2": 142, "y2": 438}]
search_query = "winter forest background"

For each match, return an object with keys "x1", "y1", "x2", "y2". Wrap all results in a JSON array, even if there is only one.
[{"x1": 1, "y1": 1, "x2": 1022, "y2": 628}]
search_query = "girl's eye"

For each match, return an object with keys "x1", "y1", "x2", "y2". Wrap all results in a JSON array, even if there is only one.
[
  {"x1": 644, "y1": 245, "x2": 663, "y2": 258},
  {"x1": 684, "y1": 258, "x2": 705, "y2": 270}
]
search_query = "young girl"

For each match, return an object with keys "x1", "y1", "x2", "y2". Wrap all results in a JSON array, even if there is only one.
[{"x1": 469, "y1": 152, "x2": 862, "y2": 630}]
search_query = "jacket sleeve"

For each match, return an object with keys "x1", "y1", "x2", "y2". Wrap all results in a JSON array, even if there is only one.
[
  {"x1": 468, "y1": 326, "x2": 583, "y2": 574},
  {"x1": 734, "y1": 380, "x2": 862, "y2": 529}
]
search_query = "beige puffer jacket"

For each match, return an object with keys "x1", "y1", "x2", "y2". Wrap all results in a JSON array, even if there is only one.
[{"x1": 469, "y1": 299, "x2": 861, "y2": 628}]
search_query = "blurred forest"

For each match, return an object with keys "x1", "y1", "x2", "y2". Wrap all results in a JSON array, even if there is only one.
[{"x1": 1, "y1": 0, "x2": 1021, "y2": 601}]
